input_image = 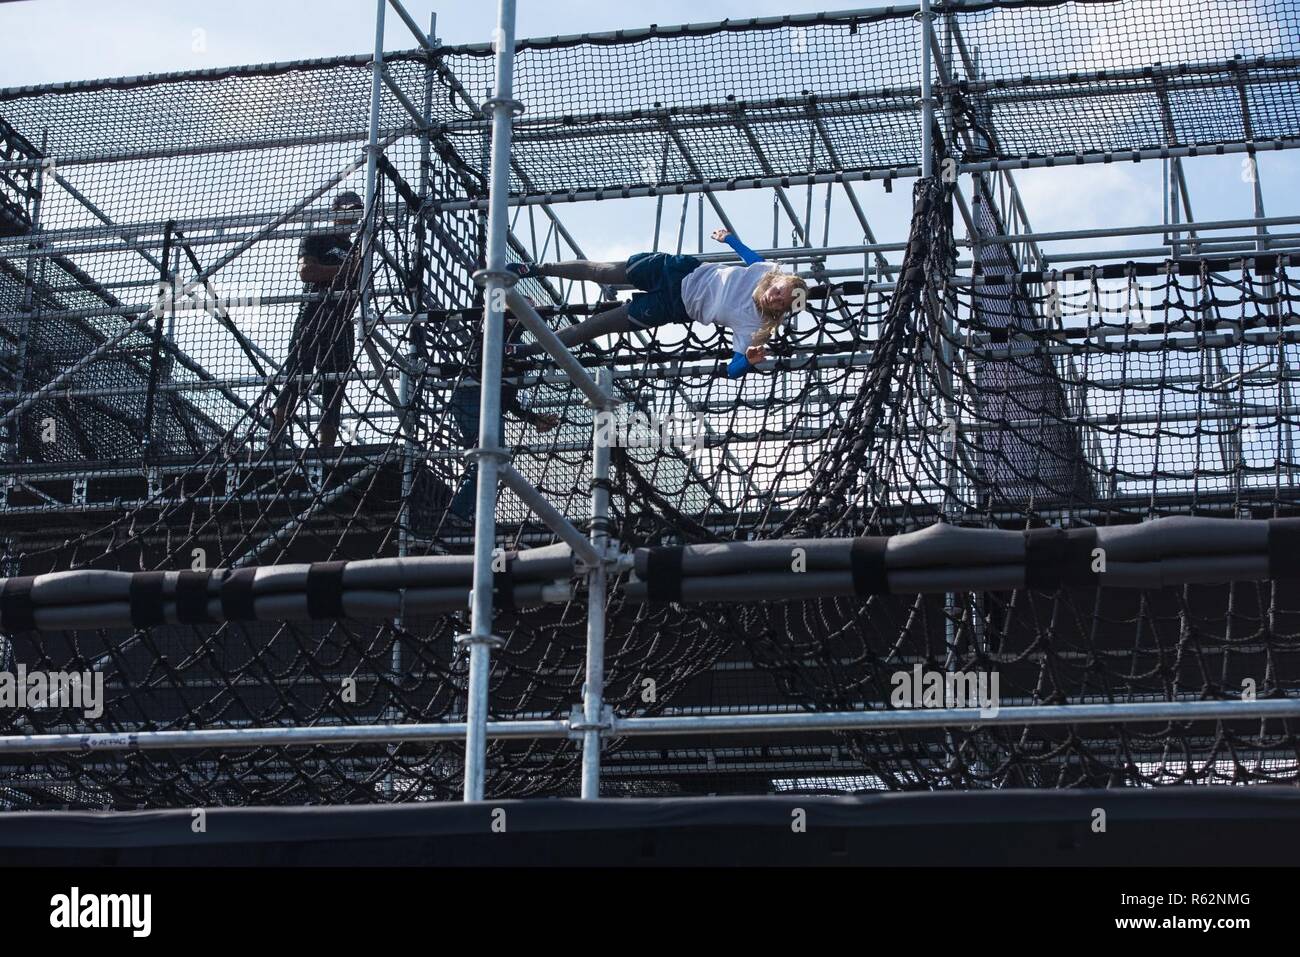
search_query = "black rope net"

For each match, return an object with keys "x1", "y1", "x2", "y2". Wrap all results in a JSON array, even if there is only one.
[{"x1": 0, "y1": 0, "x2": 1296, "y2": 808}]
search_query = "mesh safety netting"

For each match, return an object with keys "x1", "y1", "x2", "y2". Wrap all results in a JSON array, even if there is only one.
[{"x1": 0, "y1": 0, "x2": 1297, "y2": 807}]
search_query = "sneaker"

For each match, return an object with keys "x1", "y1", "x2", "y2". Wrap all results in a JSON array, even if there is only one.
[
  {"x1": 505, "y1": 262, "x2": 539, "y2": 280},
  {"x1": 504, "y1": 341, "x2": 540, "y2": 360}
]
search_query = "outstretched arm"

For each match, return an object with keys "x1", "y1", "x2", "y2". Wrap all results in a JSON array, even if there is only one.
[
  {"x1": 726, "y1": 351, "x2": 753, "y2": 379},
  {"x1": 711, "y1": 228, "x2": 764, "y2": 265}
]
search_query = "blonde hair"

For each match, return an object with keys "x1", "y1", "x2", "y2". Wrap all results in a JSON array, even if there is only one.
[{"x1": 750, "y1": 271, "x2": 808, "y2": 348}]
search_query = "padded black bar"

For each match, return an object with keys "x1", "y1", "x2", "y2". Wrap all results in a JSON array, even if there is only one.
[
  {"x1": 1024, "y1": 527, "x2": 1098, "y2": 591},
  {"x1": 1267, "y1": 518, "x2": 1300, "y2": 580},
  {"x1": 219, "y1": 568, "x2": 258, "y2": 622},
  {"x1": 645, "y1": 547, "x2": 684, "y2": 603},
  {"x1": 306, "y1": 562, "x2": 348, "y2": 620},
  {"x1": 128, "y1": 571, "x2": 167, "y2": 628},
  {"x1": 0, "y1": 576, "x2": 36, "y2": 632},
  {"x1": 849, "y1": 537, "x2": 890, "y2": 596},
  {"x1": 175, "y1": 570, "x2": 212, "y2": 624}
]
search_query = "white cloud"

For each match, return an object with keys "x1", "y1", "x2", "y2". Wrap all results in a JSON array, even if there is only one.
[{"x1": 1013, "y1": 162, "x2": 1163, "y2": 235}]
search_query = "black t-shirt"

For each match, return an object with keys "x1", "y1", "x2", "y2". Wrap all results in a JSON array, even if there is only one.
[
  {"x1": 298, "y1": 231, "x2": 358, "y2": 330},
  {"x1": 299, "y1": 231, "x2": 355, "y2": 291}
]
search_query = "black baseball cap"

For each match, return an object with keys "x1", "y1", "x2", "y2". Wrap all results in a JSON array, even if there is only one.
[{"x1": 333, "y1": 190, "x2": 364, "y2": 210}]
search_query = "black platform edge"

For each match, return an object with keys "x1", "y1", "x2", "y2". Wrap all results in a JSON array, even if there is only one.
[{"x1": 1, "y1": 787, "x2": 1298, "y2": 865}]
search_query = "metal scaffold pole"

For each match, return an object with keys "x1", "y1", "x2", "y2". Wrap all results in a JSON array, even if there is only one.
[
  {"x1": 361, "y1": 0, "x2": 386, "y2": 332},
  {"x1": 462, "y1": 0, "x2": 520, "y2": 803},
  {"x1": 579, "y1": 368, "x2": 614, "y2": 799},
  {"x1": 919, "y1": 0, "x2": 934, "y2": 179}
]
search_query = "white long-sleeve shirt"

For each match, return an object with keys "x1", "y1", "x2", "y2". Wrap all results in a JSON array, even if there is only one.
[{"x1": 680, "y1": 261, "x2": 780, "y2": 352}]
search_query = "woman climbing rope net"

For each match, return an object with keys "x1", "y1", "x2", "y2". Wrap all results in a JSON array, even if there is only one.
[{"x1": 508, "y1": 228, "x2": 808, "y2": 378}]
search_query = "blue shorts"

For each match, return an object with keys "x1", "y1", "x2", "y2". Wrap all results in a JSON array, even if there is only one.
[{"x1": 625, "y1": 252, "x2": 702, "y2": 328}]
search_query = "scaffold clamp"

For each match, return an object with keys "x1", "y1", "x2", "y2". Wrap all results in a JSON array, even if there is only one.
[
  {"x1": 454, "y1": 632, "x2": 505, "y2": 650},
  {"x1": 567, "y1": 704, "x2": 615, "y2": 739}
]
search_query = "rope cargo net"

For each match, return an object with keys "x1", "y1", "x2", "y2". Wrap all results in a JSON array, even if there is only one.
[{"x1": 0, "y1": 0, "x2": 1297, "y2": 808}]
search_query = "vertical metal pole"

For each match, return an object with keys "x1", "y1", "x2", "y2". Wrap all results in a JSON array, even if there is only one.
[
  {"x1": 1251, "y1": 160, "x2": 1269, "y2": 250},
  {"x1": 360, "y1": 0, "x2": 386, "y2": 336},
  {"x1": 383, "y1": 11, "x2": 436, "y2": 799},
  {"x1": 462, "y1": 0, "x2": 519, "y2": 803},
  {"x1": 919, "y1": 0, "x2": 935, "y2": 179},
  {"x1": 13, "y1": 131, "x2": 47, "y2": 463},
  {"x1": 1169, "y1": 159, "x2": 1181, "y2": 259},
  {"x1": 397, "y1": 8, "x2": 436, "y2": 571},
  {"x1": 142, "y1": 223, "x2": 173, "y2": 459},
  {"x1": 925, "y1": 4, "x2": 960, "y2": 757},
  {"x1": 580, "y1": 368, "x2": 613, "y2": 799},
  {"x1": 1161, "y1": 157, "x2": 1170, "y2": 249},
  {"x1": 1246, "y1": 156, "x2": 1293, "y2": 483}
]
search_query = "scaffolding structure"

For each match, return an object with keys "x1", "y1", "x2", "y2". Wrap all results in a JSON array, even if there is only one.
[{"x1": 1, "y1": 0, "x2": 1300, "y2": 807}]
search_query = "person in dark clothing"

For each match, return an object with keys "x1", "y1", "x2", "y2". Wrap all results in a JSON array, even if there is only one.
[
  {"x1": 272, "y1": 190, "x2": 364, "y2": 449},
  {"x1": 447, "y1": 312, "x2": 558, "y2": 525}
]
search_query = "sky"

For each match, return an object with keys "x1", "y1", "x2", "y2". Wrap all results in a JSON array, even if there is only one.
[{"x1": 1, "y1": 0, "x2": 1296, "y2": 275}]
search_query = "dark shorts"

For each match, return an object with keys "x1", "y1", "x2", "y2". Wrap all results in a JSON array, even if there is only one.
[
  {"x1": 625, "y1": 252, "x2": 702, "y2": 328},
  {"x1": 289, "y1": 303, "x2": 356, "y2": 376},
  {"x1": 285, "y1": 303, "x2": 356, "y2": 426}
]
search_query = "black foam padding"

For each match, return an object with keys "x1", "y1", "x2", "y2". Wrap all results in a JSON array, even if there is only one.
[
  {"x1": 1268, "y1": 518, "x2": 1300, "y2": 580},
  {"x1": 219, "y1": 568, "x2": 258, "y2": 622},
  {"x1": 175, "y1": 571, "x2": 212, "y2": 624},
  {"x1": 0, "y1": 576, "x2": 36, "y2": 632},
  {"x1": 849, "y1": 537, "x2": 890, "y2": 596},
  {"x1": 129, "y1": 572, "x2": 167, "y2": 628},
  {"x1": 645, "y1": 547, "x2": 684, "y2": 602},
  {"x1": 2, "y1": 788, "x2": 1298, "y2": 867},
  {"x1": 1024, "y1": 527, "x2": 1099, "y2": 591},
  {"x1": 307, "y1": 562, "x2": 348, "y2": 619}
]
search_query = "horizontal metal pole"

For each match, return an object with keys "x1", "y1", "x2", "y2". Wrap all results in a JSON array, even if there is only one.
[
  {"x1": 500, "y1": 404, "x2": 1297, "y2": 456},
  {"x1": 958, "y1": 54, "x2": 1300, "y2": 96},
  {"x1": 432, "y1": 4, "x2": 923, "y2": 56},
  {"x1": 499, "y1": 463, "x2": 601, "y2": 567},
  {"x1": 0, "y1": 698, "x2": 1293, "y2": 755},
  {"x1": 962, "y1": 138, "x2": 1300, "y2": 174},
  {"x1": 1155, "y1": 230, "x2": 1300, "y2": 249},
  {"x1": 0, "y1": 289, "x2": 395, "y2": 324},
  {"x1": 10, "y1": 210, "x2": 1293, "y2": 267},
  {"x1": 976, "y1": 213, "x2": 1300, "y2": 247},
  {"x1": 0, "y1": 203, "x2": 413, "y2": 253},
  {"x1": 0, "y1": 720, "x2": 568, "y2": 754},
  {"x1": 691, "y1": 241, "x2": 908, "y2": 263},
  {"x1": 0, "y1": 446, "x2": 396, "y2": 481},
  {"x1": 430, "y1": 139, "x2": 1300, "y2": 212},
  {"x1": 611, "y1": 698, "x2": 1300, "y2": 736},
  {"x1": 0, "y1": 129, "x2": 415, "y2": 173},
  {"x1": 0, "y1": 49, "x2": 403, "y2": 102},
  {"x1": 1044, "y1": 243, "x2": 1300, "y2": 265},
  {"x1": 0, "y1": 368, "x2": 401, "y2": 402},
  {"x1": 431, "y1": 166, "x2": 925, "y2": 211},
  {"x1": 440, "y1": 87, "x2": 918, "y2": 135}
]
